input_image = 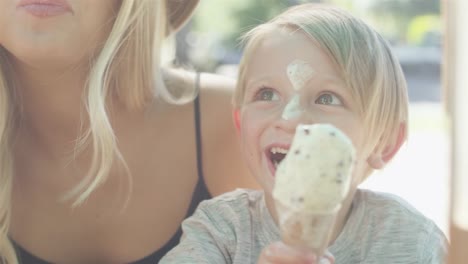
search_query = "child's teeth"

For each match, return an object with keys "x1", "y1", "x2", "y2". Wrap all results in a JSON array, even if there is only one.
[{"x1": 271, "y1": 147, "x2": 288, "y2": 154}]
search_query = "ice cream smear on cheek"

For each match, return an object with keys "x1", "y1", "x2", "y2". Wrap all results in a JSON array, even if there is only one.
[
  {"x1": 272, "y1": 123, "x2": 356, "y2": 255},
  {"x1": 282, "y1": 60, "x2": 315, "y2": 120}
]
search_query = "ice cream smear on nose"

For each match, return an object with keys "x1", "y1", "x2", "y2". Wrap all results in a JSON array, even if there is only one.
[
  {"x1": 282, "y1": 94, "x2": 302, "y2": 120},
  {"x1": 272, "y1": 123, "x2": 356, "y2": 254},
  {"x1": 282, "y1": 60, "x2": 315, "y2": 120}
]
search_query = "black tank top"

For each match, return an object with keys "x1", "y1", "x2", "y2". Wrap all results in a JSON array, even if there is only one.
[{"x1": 13, "y1": 89, "x2": 212, "y2": 263}]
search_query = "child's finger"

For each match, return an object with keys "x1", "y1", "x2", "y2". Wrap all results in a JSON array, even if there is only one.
[{"x1": 317, "y1": 250, "x2": 335, "y2": 264}]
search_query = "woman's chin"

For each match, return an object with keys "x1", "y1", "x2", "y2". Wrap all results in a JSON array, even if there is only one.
[{"x1": 11, "y1": 46, "x2": 86, "y2": 69}]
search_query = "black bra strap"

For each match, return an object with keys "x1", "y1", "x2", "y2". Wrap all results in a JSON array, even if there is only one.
[{"x1": 193, "y1": 72, "x2": 209, "y2": 202}]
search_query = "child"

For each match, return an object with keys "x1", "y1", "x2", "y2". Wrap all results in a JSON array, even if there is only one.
[{"x1": 160, "y1": 4, "x2": 448, "y2": 264}]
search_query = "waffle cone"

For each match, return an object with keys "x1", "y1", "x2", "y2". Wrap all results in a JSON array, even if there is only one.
[{"x1": 275, "y1": 200, "x2": 338, "y2": 256}]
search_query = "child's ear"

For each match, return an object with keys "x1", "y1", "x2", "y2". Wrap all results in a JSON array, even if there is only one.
[
  {"x1": 368, "y1": 123, "x2": 406, "y2": 169},
  {"x1": 233, "y1": 109, "x2": 241, "y2": 134}
]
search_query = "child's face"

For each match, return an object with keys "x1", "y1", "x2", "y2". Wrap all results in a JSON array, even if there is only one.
[{"x1": 238, "y1": 29, "x2": 374, "y2": 199}]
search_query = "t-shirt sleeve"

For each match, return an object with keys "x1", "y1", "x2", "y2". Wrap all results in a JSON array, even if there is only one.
[
  {"x1": 421, "y1": 222, "x2": 449, "y2": 264},
  {"x1": 159, "y1": 201, "x2": 234, "y2": 264}
]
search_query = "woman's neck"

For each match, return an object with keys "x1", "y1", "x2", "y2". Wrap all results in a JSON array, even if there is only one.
[{"x1": 12, "y1": 58, "x2": 91, "y2": 158}]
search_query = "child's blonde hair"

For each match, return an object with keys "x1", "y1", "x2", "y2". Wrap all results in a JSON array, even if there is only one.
[
  {"x1": 234, "y1": 3, "x2": 408, "y2": 157},
  {"x1": 0, "y1": 0, "x2": 189, "y2": 262}
]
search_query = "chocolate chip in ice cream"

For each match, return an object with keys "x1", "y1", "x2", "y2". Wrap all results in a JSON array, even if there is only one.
[{"x1": 337, "y1": 161, "x2": 344, "y2": 168}]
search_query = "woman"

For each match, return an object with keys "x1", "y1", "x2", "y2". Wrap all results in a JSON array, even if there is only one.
[{"x1": 0, "y1": 0, "x2": 257, "y2": 263}]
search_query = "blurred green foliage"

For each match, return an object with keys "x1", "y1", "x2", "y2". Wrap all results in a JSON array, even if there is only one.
[
  {"x1": 369, "y1": 0, "x2": 439, "y2": 16},
  {"x1": 193, "y1": 0, "x2": 440, "y2": 47},
  {"x1": 367, "y1": 0, "x2": 440, "y2": 42},
  {"x1": 193, "y1": 0, "x2": 322, "y2": 50},
  {"x1": 225, "y1": 0, "x2": 287, "y2": 49},
  {"x1": 407, "y1": 15, "x2": 441, "y2": 46},
  {"x1": 187, "y1": 0, "x2": 441, "y2": 71}
]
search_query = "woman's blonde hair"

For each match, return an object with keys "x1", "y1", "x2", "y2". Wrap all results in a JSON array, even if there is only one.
[
  {"x1": 0, "y1": 0, "x2": 188, "y2": 262},
  {"x1": 234, "y1": 3, "x2": 409, "y2": 156}
]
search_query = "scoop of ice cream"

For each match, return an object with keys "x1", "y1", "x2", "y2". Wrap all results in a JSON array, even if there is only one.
[{"x1": 273, "y1": 123, "x2": 355, "y2": 214}]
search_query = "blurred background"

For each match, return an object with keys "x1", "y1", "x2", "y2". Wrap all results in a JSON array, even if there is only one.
[{"x1": 169, "y1": 0, "x2": 449, "y2": 237}]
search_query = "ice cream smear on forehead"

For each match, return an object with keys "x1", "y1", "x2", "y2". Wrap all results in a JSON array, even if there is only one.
[
  {"x1": 282, "y1": 60, "x2": 315, "y2": 120},
  {"x1": 287, "y1": 59, "x2": 315, "y2": 91},
  {"x1": 273, "y1": 123, "x2": 356, "y2": 255}
]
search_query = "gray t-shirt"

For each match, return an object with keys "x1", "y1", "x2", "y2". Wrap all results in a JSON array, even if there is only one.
[{"x1": 160, "y1": 189, "x2": 448, "y2": 264}]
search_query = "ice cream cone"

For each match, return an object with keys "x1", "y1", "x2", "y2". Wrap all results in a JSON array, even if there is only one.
[
  {"x1": 272, "y1": 124, "x2": 355, "y2": 256},
  {"x1": 275, "y1": 200, "x2": 337, "y2": 256}
]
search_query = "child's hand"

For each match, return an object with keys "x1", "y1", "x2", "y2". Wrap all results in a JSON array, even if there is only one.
[{"x1": 258, "y1": 241, "x2": 334, "y2": 264}]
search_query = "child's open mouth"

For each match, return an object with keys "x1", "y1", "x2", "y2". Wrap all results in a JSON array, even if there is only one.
[{"x1": 268, "y1": 147, "x2": 288, "y2": 171}]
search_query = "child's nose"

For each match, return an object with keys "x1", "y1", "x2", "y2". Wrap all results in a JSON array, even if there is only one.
[
  {"x1": 275, "y1": 95, "x2": 311, "y2": 134},
  {"x1": 274, "y1": 113, "x2": 305, "y2": 134},
  {"x1": 281, "y1": 94, "x2": 302, "y2": 121}
]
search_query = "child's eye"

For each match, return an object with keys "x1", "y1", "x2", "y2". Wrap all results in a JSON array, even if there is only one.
[
  {"x1": 315, "y1": 93, "x2": 342, "y2": 106},
  {"x1": 254, "y1": 87, "x2": 280, "y2": 101}
]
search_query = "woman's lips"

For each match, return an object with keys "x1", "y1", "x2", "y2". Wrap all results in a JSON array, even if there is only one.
[{"x1": 17, "y1": 0, "x2": 72, "y2": 18}]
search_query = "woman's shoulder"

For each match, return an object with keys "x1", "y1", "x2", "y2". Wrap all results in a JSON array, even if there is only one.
[
  {"x1": 146, "y1": 68, "x2": 235, "y2": 126},
  {"x1": 176, "y1": 70, "x2": 259, "y2": 195},
  {"x1": 149, "y1": 69, "x2": 259, "y2": 194},
  {"x1": 158, "y1": 68, "x2": 235, "y2": 120},
  {"x1": 161, "y1": 67, "x2": 236, "y2": 101}
]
